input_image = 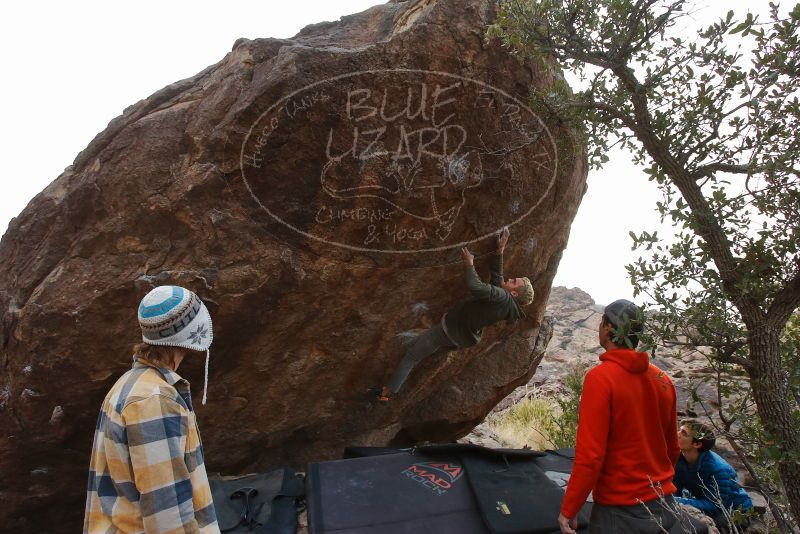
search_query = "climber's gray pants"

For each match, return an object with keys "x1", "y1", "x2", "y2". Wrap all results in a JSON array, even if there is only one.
[{"x1": 387, "y1": 323, "x2": 458, "y2": 393}]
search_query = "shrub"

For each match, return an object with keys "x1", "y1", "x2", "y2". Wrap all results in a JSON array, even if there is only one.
[{"x1": 489, "y1": 363, "x2": 586, "y2": 450}]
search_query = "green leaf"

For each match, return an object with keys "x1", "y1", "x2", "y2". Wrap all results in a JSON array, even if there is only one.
[{"x1": 730, "y1": 21, "x2": 751, "y2": 34}]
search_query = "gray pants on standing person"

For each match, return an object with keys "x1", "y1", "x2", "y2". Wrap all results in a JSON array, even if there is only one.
[
  {"x1": 387, "y1": 319, "x2": 459, "y2": 393},
  {"x1": 589, "y1": 496, "x2": 709, "y2": 534}
]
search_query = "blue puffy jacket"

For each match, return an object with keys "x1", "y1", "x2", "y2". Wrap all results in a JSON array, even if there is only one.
[{"x1": 674, "y1": 450, "x2": 753, "y2": 516}]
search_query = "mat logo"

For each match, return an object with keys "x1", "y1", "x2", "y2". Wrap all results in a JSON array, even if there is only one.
[{"x1": 401, "y1": 462, "x2": 463, "y2": 496}]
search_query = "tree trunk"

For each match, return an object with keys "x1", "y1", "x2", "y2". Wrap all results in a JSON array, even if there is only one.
[{"x1": 748, "y1": 324, "x2": 800, "y2": 527}]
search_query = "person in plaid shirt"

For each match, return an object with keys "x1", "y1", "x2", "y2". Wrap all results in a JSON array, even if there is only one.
[{"x1": 84, "y1": 286, "x2": 220, "y2": 533}]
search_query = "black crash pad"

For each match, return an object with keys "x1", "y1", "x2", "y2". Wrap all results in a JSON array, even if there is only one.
[
  {"x1": 308, "y1": 451, "x2": 487, "y2": 533},
  {"x1": 307, "y1": 444, "x2": 590, "y2": 534}
]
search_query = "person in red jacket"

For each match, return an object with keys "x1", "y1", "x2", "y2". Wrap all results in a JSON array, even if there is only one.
[{"x1": 558, "y1": 299, "x2": 704, "y2": 534}]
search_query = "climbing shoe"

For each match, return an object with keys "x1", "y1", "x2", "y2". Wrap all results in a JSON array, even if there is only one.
[{"x1": 368, "y1": 386, "x2": 392, "y2": 402}]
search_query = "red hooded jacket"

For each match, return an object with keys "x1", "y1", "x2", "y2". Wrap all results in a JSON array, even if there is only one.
[{"x1": 561, "y1": 349, "x2": 680, "y2": 518}]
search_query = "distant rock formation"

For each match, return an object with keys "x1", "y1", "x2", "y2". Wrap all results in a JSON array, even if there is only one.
[
  {"x1": 483, "y1": 286, "x2": 741, "y2": 413},
  {"x1": 0, "y1": 0, "x2": 587, "y2": 531},
  {"x1": 467, "y1": 287, "x2": 754, "y2": 489}
]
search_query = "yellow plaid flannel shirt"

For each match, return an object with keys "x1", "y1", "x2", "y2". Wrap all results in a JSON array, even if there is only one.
[{"x1": 84, "y1": 358, "x2": 219, "y2": 533}]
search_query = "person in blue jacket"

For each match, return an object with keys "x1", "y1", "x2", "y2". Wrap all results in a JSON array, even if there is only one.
[{"x1": 674, "y1": 419, "x2": 753, "y2": 529}]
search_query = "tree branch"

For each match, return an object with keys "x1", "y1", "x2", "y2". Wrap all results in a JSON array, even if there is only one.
[
  {"x1": 609, "y1": 64, "x2": 766, "y2": 321},
  {"x1": 556, "y1": 97, "x2": 636, "y2": 128},
  {"x1": 694, "y1": 162, "x2": 768, "y2": 179},
  {"x1": 662, "y1": 339, "x2": 752, "y2": 369},
  {"x1": 767, "y1": 268, "x2": 800, "y2": 328},
  {"x1": 615, "y1": 0, "x2": 651, "y2": 59}
]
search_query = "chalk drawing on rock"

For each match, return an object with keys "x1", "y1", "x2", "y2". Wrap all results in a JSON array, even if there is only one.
[{"x1": 240, "y1": 70, "x2": 558, "y2": 255}]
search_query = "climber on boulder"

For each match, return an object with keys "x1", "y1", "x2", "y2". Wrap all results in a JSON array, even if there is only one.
[{"x1": 374, "y1": 227, "x2": 534, "y2": 402}]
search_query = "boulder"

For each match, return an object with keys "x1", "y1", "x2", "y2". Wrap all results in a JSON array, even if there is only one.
[{"x1": 0, "y1": 0, "x2": 587, "y2": 531}]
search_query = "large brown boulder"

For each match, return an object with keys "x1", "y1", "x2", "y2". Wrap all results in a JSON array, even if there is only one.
[{"x1": 0, "y1": 0, "x2": 587, "y2": 531}]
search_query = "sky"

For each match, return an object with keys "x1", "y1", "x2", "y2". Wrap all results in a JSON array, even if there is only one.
[{"x1": 0, "y1": 0, "x2": 765, "y2": 306}]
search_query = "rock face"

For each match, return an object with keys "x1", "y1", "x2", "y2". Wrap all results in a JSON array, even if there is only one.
[{"x1": 0, "y1": 1, "x2": 587, "y2": 531}]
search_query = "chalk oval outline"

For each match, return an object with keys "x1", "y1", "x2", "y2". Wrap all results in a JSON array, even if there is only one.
[{"x1": 240, "y1": 69, "x2": 558, "y2": 254}]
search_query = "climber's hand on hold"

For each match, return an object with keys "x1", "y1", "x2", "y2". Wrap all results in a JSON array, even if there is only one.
[{"x1": 461, "y1": 247, "x2": 474, "y2": 266}]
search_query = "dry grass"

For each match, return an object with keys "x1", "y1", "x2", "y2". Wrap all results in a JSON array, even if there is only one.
[
  {"x1": 488, "y1": 394, "x2": 562, "y2": 450},
  {"x1": 489, "y1": 364, "x2": 585, "y2": 451}
]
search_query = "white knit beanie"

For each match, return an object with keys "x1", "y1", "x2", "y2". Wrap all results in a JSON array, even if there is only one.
[{"x1": 138, "y1": 286, "x2": 213, "y2": 404}]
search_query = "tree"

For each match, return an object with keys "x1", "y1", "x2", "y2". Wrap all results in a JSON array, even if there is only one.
[{"x1": 487, "y1": 0, "x2": 800, "y2": 527}]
